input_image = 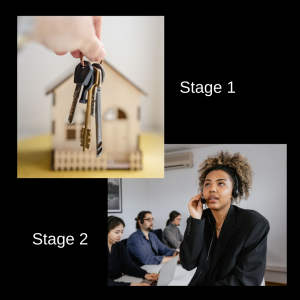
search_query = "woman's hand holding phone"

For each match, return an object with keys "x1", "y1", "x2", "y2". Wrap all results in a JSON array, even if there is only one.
[{"x1": 188, "y1": 193, "x2": 204, "y2": 219}]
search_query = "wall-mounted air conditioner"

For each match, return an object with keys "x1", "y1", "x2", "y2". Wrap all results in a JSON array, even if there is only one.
[{"x1": 164, "y1": 152, "x2": 193, "y2": 170}]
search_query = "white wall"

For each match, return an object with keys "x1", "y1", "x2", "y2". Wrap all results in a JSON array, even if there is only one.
[
  {"x1": 17, "y1": 16, "x2": 164, "y2": 140},
  {"x1": 108, "y1": 144, "x2": 287, "y2": 284}
]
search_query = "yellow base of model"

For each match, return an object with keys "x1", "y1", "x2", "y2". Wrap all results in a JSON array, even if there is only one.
[{"x1": 17, "y1": 132, "x2": 164, "y2": 178}]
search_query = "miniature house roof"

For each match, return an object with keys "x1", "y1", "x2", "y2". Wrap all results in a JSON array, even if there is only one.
[{"x1": 45, "y1": 59, "x2": 147, "y2": 96}]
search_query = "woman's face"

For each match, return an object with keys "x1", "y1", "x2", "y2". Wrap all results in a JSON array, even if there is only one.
[
  {"x1": 203, "y1": 170, "x2": 233, "y2": 210},
  {"x1": 173, "y1": 215, "x2": 182, "y2": 226},
  {"x1": 108, "y1": 224, "x2": 124, "y2": 243}
]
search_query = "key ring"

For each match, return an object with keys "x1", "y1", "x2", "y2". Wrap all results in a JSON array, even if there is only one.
[
  {"x1": 80, "y1": 52, "x2": 84, "y2": 67},
  {"x1": 81, "y1": 52, "x2": 103, "y2": 65}
]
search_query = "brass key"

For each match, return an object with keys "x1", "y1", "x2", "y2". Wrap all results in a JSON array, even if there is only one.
[
  {"x1": 90, "y1": 69, "x2": 101, "y2": 117},
  {"x1": 80, "y1": 67, "x2": 100, "y2": 152}
]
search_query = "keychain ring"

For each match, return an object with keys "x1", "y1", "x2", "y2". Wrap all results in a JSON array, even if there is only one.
[{"x1": 80, "y1": 53, "x2": 84, "y2": 67}]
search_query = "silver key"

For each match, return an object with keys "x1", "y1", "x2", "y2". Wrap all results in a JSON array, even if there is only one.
[
  {"x1": 94, "y1": 64, "x2": 105, "y2": 157},
  {"x1": 95, "y1": 86, "x2": 102, "y2": 156},
  {"x1": 90, "y1": 87, "x2": 97, "y2": 117}
]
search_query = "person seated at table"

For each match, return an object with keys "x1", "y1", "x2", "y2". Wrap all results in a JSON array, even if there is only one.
[
  {"x1": 107, "y1": 215, "x2": 159, "y2": 286},
  {"x1": 162, "y1": 210, "x2": 184, "y2": 249},
  {"x1": 127, "y1": 211, "x2": 179, "y2": 267}
]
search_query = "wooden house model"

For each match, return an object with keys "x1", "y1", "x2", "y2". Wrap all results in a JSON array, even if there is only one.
[{"x1": 46, "y1": 60, "x2": 146, "y2": 171}]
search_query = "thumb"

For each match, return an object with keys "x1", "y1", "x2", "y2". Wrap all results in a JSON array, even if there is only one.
[{"x1": 79, "y1": 36, "x2": 106, "y2": 61}]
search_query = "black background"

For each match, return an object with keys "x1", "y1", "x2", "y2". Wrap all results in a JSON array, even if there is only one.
[
  {"x1": 164, "y1": 15, "x2": 286, "y2": 145},
  {"x1": 17, "y1": 13, "x2": 287, "y2": 292},
  {"x1": 20, "y1": 179, "x2": 108, "y2": 289}
]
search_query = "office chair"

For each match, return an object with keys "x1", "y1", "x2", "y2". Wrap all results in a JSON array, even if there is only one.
[{"x1": 152, "y1": 229, "x2": 163, "y2": 243}]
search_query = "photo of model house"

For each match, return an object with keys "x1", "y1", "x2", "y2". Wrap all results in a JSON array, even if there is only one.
[{"x1": 46, "y1": 60, "x2": 147, "y2": 171}]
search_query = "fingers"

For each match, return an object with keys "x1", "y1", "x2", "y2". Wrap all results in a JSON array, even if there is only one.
[
  {"x1": 189, "y1": 193, "x2": 202, "y2": 206},
  {"x1": 51, "y1": 16, "x2": 105, "y2": 62},
  {"x1": 148, "y1": 273, "x2": 159, "y2": 281},
  {"x1": 93, "y1": 16, "x2": 103, "y2": 40},
  {"x1": 54, "y1": 51, "x2": 68, "y2": 56},
  {"x1": 79, "y1": 36, "x2": 106, "y2": 61},
  {"x1": 70, "y1": 50, "x2": 81, "y2": 58},
  {"x1": 96, "y1": 47, "x2": 106, "y2": 61},
  {"x1": 78, "y1": 16, "x2": 105, "y2": 61},
  {"x1": 188, "y1": 193, "x2": 203, "y2": 219}
]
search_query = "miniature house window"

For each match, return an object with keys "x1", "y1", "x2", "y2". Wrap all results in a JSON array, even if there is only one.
[
  {"x1": 104, "y1": 108, "x2": 127, "y2": 121},
  {"x1": 67, "y1": 129, "x2": 76, "y2": 140},
  {"x1": 118, "y1": 109, "x2": 126, "y2": 119}
]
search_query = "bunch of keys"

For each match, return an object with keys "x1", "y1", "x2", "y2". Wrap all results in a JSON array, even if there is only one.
[{"x1": 68, "y1": 54, "x2": 105, "y2": 157}]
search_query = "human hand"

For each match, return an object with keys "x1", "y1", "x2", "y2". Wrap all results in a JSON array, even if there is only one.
[
  {"x1": 173, "y1": 252, "x2": 181, "y2": 262},
  {"x1": 145, "y1": 273, "x2": 159, "y2": 281},
  {"x1": 188, "y1": 193, "x2": 204, "y2": 219},
  {"x1": 130, "y1": 283, "x2": 150, "y2": 286},
  {"x1": 31, "y1": 16, "x2": 106, "y2": 61}
]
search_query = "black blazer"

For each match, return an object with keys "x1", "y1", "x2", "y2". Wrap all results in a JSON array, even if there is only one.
[
  {"x1": 180, "y1": 205, "x2": 270, "y2": 286},
  {"x1": 108, "y1": 241, "x2": 147, "y2": 286}
]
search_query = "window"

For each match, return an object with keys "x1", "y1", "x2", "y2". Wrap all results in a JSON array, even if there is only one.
[
  {"x1": 104, "y1": 108, "x2": 115, "y2": 121},
  {"x1": 67, "y1": 129, "x2": 76, "y2": 140},
  {"x1": 118, "y1": 109, "x2": 126, "y2": 119},
  {"x1": 104, "y1": 108, "x2": 127, "y2": 121}
]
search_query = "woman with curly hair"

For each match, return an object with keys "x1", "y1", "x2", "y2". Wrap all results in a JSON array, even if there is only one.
[{"x1": 180, "y1": 150, "x2": 270, "y2": 286}]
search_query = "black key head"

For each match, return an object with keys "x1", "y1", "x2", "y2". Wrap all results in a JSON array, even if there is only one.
[
  {"x1": 79, "y1": 70, "x2": 95, "y2": 104},
  {"x1": 74, "y1": 61, "x2": 93, "y2": 85},
  {"x1": 92, "y1": 63, "x2": 105, "y2": 83}
]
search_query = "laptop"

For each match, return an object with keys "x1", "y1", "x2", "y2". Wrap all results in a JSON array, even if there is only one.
[{"x1": 141, "y1": 256, "x2": 178, "y2": 286}]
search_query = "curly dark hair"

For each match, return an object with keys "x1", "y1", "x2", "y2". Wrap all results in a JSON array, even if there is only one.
[{"x1": 198, "y1": 150, "x2": 253, "y2": 204}]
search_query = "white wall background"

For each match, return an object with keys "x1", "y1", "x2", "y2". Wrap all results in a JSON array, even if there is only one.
[
  {"x1": 108, "y1": 144, "x2": 287, "y2": 283},
  {"x1": 17, "y1": 16, "x2": 164, "y2": 140}
]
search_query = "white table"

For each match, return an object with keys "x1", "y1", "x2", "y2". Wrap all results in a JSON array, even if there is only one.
[
  {"x1": 115, "y1": 264, "x2": 196, "y2": 286},
  {"x1": 115, "y1": 264, "x2": 265, "y2": 286}
]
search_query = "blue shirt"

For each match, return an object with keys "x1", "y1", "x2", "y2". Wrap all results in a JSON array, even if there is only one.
[{"x1": 127, "y1": 229, "x2": 176, "y2": 266}]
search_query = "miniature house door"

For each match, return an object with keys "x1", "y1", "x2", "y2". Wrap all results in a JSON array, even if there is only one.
[{"x1": 104, "y1": 108, "x2": 128, "y2": 162}]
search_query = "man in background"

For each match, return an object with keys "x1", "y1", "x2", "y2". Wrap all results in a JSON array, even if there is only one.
[{"x1": 127, "y1": 211, "x2": 179, "y2": 267}]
